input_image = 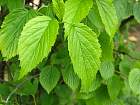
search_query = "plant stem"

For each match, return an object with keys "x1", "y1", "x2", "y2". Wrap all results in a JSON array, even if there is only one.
[{"x1": 32, "y1": 95, "x2": 37, "y2": 105}]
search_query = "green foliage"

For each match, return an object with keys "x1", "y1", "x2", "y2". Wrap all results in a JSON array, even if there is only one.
[
  {"x1": 107, "y1": 75, "x2": 122, "y2": 100},
  {"x1": 0, "y1": 0, "x2": 140, "y2": 104},
  {"x1": 133, "y1": 2, "x2": 140, "y2": 23},
  {"x1": 63, "y1": 0, "x2": 93, "y2": 38},
  {"x1": 38, "y1": 5, "x2": 54, "y2": 17},
  {"x1": 95, "y1": 0, "x2": 118, "y2": 38},
  {"x1": 7, "y1": 0, "x2": 25, "y2": 11},
  {"x1": 62, "y1": 62, "x2": 80, "y2": 91},
  {"x1": 18, "y1": 16, "x2": 59, "y2": 79},
  {"x1": 52, "y1": 0, "x2": 65, "y2": 20},
  {"x1": 114, "y1": 0, "x2": 133, "y2": 22},
  {"x1": 40, "y1": 66, "x2": 60, "y2": 93},
  {"x1": 100, "y1": 61, "x2": 114, "y2": 80},
  {"x1": 0, "y1": 9, "x2": 37, "y2": 60},
  {"x1": 129, "y1": 68, "x2": 140, "y2": 94},
  {"x1": 68, "y1": 23, "x2": 101, "y2": 92}
]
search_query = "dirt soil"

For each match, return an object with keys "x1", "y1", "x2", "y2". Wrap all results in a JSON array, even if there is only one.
[{"x1": 129, "y1": 25, "x2": 140, "y2": 51}]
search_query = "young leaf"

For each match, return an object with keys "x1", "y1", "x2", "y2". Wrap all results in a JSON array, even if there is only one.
[
  {"x1": 18, "y1": 16, "x2": 59, "y2": 79},
  {"x1": 0, "y1": 9, "x2": 37, "y2": 60},
  {"x1": 52, "y1": 0, "x2": 65, "y2": 20},
  {"x1": 100, "y1": 61, "x2": 114, "y2": 80},
  {"x1": 68, "y1": 23, "x2": 101, "y2": 92},
  {"x1": 63, "y1": 0, "x2": 93, "y2": 38},
  {"x1": 62, "y1": 63, "x2": 80, "y2": 91},
  {"x1": 95, "y1": 0, "x2": 118, "y2": 38},
  {"x1": 40, "y1": 66, "x2": 60, "y2": 93},
  {"x1": 107, "y1": 75, "x2": 122, "y2": 100},
  {"x1": 129, "y1": 68, "x2": 140, "y2": 94},
  {"x1": 133, "y1": 2, "x2": 140, "y2": 23},
  {"x1": 38, "y1": 5, "x2": 54, "y2": 18}
]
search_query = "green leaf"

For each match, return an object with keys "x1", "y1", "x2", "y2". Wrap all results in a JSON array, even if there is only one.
[
  {"x1": 133, "y1": 2, "x2": 140, "y2": 23},
  {"x1": 52, "y1": 0, "x2": 65, "y2": 20},
  {"x1": 0, "y1": 0, "x2": 7, "y2": 6},
  {"x1": 87, "y1": 3, "x2": 104, "y2": 31},
  {"x1": 95, "y1": 0, "x2": 118, "y2": 38},
  {"x1": 62, "y1": 62, "x2": 80, "y2": 91},
  {"x1": 107, "y1": 75, "x2": 122, "y2": 100},
  {"x1": 99, "y1": 32, "x2": 113, "y2": 61},
  {"x1": 119, "y1": 57, "x2": 132, "y2": 76},
  {"x1": 0, "y1": 9, "x2": 37, "y2": 60},
  {"x1": 129, "y1": 68, "x2": 140, "y2": 94},
  {"x1": 99, "y1": 32, "x2": 114, "y2": 79},
  {"x1": 17, "y1": 79, "x2": 38, "y2": 95},
  {"x1": 100, "y1": 61, "x2": 114, "y2": 80},
  {"x1": 68, "y1": 23, "x2": 101, "y2": 92},
  {"x1": 55, "y1": 84, "x2": 73, "y2": 105},
  {"x1": 63, "y1": 0, "x2": 93, "y2": 23},
  {"x1": 40, "y1": 66, "x2": 60, "y2": 93},
  {"x1": 86, "y1": 86, "x2": 113, "y2": 105},
  {"x1": 63, "y1": 0, "x2": 93, "y2": 38},
  {"x1": 7, "y1": 0, "x2": 25, "y2": 11},
  {"x1": 79, "y1": 75, "x2": 102, "y2": 98},
  {"x1": 40, "y1": 92, "x2": 56, "y2": 105},
  {"x1": 0, "y1": 84, "x2": 10, "y2": 97},
  {"x1": 113, "y1": 0, "x2": 133, "y2": 22},
  {"x1": 38, "y1": 5, "x2": 54, "y2": 18},
  {"x1": 18, "y1": 16, "x2": 59, "y2": 79}
]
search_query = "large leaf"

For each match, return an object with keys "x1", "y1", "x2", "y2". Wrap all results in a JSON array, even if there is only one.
[
  {"x1": 68, "y1": 23, "x2": 101, "y2": 92},
  {"x1": 114, "y1": 0, "x2": 133, "y2": 22},
  {"x1": 0, "y1": 9, "x2": 37, "y2": 60},
  {"x1": 40, "y1": 66, "x2": 60, "y2": 93},
  {"x1": 52, "y1": 0, "x2": 65, "y2": 20},
  {"x1": 18, "y1": 16, "x2": 59, "y2": 79},
  {"x1": 62, "y1": 62, "x2": 80, "y2": 91},
  {"x1": 129, "y1": 68, "x2": 140, "y2": 94},
  {"x1": 7, "y1": 0, "x2": 25, "y2": 11},
  {"x1": 107, "y1": 75, "x2": 122, "y2": 100},
  {"x1": 133, "y1": 2, "x2": 140, "y2": 23},
  {"x1": 95, "y1": 0, "x2": 118, "y2": 38},
  {"x1": 63, "y1": 0, "x2": 93, "y2": 38}
]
